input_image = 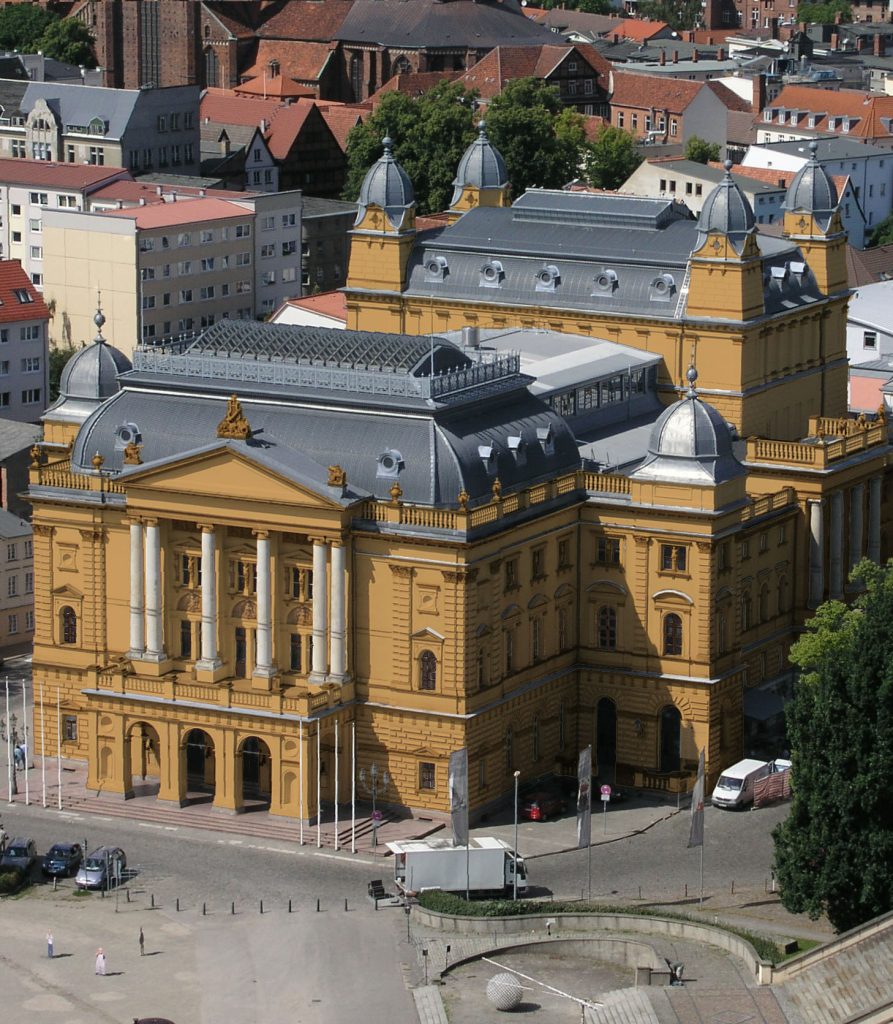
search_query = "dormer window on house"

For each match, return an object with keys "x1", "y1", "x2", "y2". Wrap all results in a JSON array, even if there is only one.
[
  {"x1": 424, "y1": 255, "x2": 448, "y2": 283},
  {"x1": 593, "y1": 269, "x2": 618, "y2": 295},
  {"x1": 842, "y1": 117, "x2": 851, "y2": 134},
  {"x1": 13, "y1": 289, "x2": 32, "y2": 304},
  {"x1": 478, "y1": 443, "x2": 498, "y2": 474}
]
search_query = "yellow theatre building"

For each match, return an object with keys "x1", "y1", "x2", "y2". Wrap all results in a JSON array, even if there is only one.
[{"x1": 27, "y1": 133, "x2": 891, "y2": 821}]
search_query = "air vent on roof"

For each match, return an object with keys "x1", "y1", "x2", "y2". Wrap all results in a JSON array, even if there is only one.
[
  {"x1": 507, "y1": 435, "x2": 526, "y2": 465},
  {"x1": 376, "y1": 448, "x2": 404, "y2": 478},
  {"x1": 114, "y1": 423, "x2": 142, "y2": 451},
  {"x1": 424, "y1": 255, "x2": 448, "y2": 282},
  {"x1": 479, "y1": 259, "x2": 504, "y2": 288},
  {"x1": 536, "y1": 425, "x2": 554, "y2": 455},
  {"x1": 478, "y1": 443, "x2": 498, "y2": 474},
  {"x1": 650, "y1": 273, "x2": 676, "y2": 301},
  {"x1": 535, "y1": 264, "x2": 560, "y2": 292},
  {"x1": 593, "y1": 269, "x2": 618, "y2": 295}
]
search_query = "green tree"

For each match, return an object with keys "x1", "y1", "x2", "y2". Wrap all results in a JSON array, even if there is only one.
[
  {"x1": 585, "y1": 125, "x2": 642, "y2": 190},
  {"x1": 684, "y1": 136, "x2": 721, "y2": 164},
  {"x1": 773, "y1": 559, "x2": 893, "y2": 932},
  {"x1": 578, "y1": 0, "x2": 614, "y2": 13},
  {"x1": 39, "y1": 18, "x2": 96, "y2": 68},
  {"x1": 796, "y1": 0, "x2": 852, "y2": 22},
  {"x1": 869, "y1": 213, "x2": 893, "y2": 247},
  {"x1": 343, "y1": 81, "x2": 477, "y2": 215},
  {"x1": 485, "y1": 78, "x2": 587, "y2": 196},
  {"x1": 0, "y1": 5, "x2": 56, "y2": 52},
  {"x1": 636, "y1": 0, "x2": 704, "y2": 30},
  {"x1": 49, "y1": 342, "x2": 79, "y2": 402}
]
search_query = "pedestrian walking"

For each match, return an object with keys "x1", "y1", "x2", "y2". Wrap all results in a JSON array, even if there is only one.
[
  {"x1": 95, "y1": 947, "x2": 106, "y2": 976},
  {"x1": 139, "y1": 928, "x2": 144, "y2": 956},
  {"x1": 46, "y1": 931, "x2": 54, "y2": 959}
]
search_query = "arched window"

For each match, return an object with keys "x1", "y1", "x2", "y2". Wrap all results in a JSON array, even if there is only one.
[
  {"x1": 663, "y1": 613, "x2": 682, "y2": 656},
  {"x1": 350, "y1": 53, "x2": 362, "y2": 101},
  {"x1": 393, "y1": 55, "x2": 411, "y2": 75},
  {"x1": 597, "y1": 605, "x2": 617, "y2": 650},
  {"x1": 741, "y1": 591, "x2": 752, "y2": 632},
  {"x1": 717, "y1": 611, "x2": 728, "y2": 654},
  {"x1": 203, "y1": 46, "x2": 219, "y2": 89},
  {"x1": 531, "y1": 618, "x2": 542, "y2": 662},
  {"x1": 61, "y1": 606, "x2": 77, "y2": 644},
  {"x1": 759, "y1": 583, "x2": 770, "y2": 623},
  {"x1": 419, "y1": 650, "x2": 437, "y2": 691},
  {"x1": 777, "y1": 576, "x2": 788, "y2": 614}
]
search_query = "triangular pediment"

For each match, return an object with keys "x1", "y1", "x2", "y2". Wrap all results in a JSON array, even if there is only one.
[
  {"x1": 122, "y1": 445, "x2": 347, "y2": 511},
  {"x1": 52, "y1": 583, "x2": 84, "y2": 599}
]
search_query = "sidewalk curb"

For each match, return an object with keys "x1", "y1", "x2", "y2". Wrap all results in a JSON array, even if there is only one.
[{"x1": 525, "y1": 807, "x2": 682, "y2": 860}]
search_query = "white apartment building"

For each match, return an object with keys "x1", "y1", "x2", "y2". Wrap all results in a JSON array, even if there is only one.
[
  {"x1": 42, "y1": 190, "x2": 304, "y2": 354},
  {"x1": 0, "y1": 260, "x2": 50, "y2": 423}
]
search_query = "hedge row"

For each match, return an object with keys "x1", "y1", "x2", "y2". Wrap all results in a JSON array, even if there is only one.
[
  {"x1": 0, "y1": 867, "x2": 26, "y2": 895},
  {"x1": 416, "y1": 891, "x2": 782, "y2": 963}
]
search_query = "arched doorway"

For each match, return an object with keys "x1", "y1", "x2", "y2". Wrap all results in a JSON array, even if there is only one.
[
  {"x1": 240, "y1": 736, "x2": 272, "y2": 806},
  {"x1": 185, "y1": 729, "x2": 215, "y2": 799},
  {"x1": 128, "y1": 722, "x2": 161, "y2": 795},
  {"x1": 595, "y1": 698, "x2": 617, "y2": 782},
  {"x1": 659, "y1": 706, "x2": 682, "y2": 773}
]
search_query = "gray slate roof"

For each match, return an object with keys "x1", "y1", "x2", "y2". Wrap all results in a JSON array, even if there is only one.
[
  {"x1": 0, "y1": 417, "x2": 40, "y2": 460},
  {"x1": 22, "y1": 81, "x2": 142, "y2": 139},
  {"x1": 335, "y1": 0, "x2": 553, "y2": 48},
  {"x1": 0, "y1": 506, "x2": 31, "y2": 539}
]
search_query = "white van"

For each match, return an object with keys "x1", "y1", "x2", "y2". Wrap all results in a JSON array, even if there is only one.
[{"x1": 711, "y1": 759, "x2": 771, "y2": 809}]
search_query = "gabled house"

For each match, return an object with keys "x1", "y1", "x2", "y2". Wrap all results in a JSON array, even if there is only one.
[
  {"x1": 456, "y1": 43, "x2": 611, "y2": 116},
  {"x1": 757, "y1": 85, "x2": 893, "y2": 150}
]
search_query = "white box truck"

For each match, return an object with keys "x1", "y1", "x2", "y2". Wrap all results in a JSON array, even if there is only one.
[
  {"x1": 386, "y1": 836, "x2": 527, "y2": 896},
  {"x1": 711, "y1": 758, "x2": 771, "y2": 809}
]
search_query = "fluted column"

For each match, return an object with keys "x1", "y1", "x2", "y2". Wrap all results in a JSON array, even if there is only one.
[
  {"x1": 829, "y1": 491, "x2": 844, "y2": 600},
  {"x1": 329, "y1": 540, "x2": 347, "y2": 680},
  {"x1": 869, "y1": 476, "x2": 882, "y2": 563},
  {"x1": 254, "y1": 531, "x2": 274, "y2": 677},
  {"x1": 849, "y1": 482, "x2": 865, "y2": 574},
  {"x1": 144, "y1": 519, "x2": 164, "y2": 659},
  {"x1": 128, "y1": 520, "x2": 145, "y2": 657},
  {"x1": 311, "y1": 538, "x2": 328, "y2": 682},
  {"x1": 196, "y1": 525, "x2": 220, "y2": 670},
  {"x1": 808, "y1": 499, "x2": 824, "y2": 609}
]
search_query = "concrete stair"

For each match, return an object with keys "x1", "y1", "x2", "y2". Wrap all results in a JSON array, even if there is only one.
[
  {"x1": 774, "y1": 928, "x2": 893, "y2": 1024},
  {"x1": 585, "y1": 988, "x2": 663, "y2": 1024}
]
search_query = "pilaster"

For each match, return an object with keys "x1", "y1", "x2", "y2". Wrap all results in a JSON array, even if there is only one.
[{"x1": 389, "y1": 564, "x2": 414, "y2": 686}]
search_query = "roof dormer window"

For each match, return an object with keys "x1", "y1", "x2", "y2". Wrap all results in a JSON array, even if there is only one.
[
  {"x1": 479, "y1": 259, "x2": 504, "y2": 289},
  {"x1": 507, "y1": 435, "x2": 526, "y2": 465},
  {"x1": 536, "y1": 425, "x2": 554, "y2": 456},
  {"x1": 478, "y1": 443, "x2": 498, "y2": 474},
  {"x1": 13, "y1": 288, "x2": 32, "y2": 303},
  {"x1": 535, "y1": 264, "x2": 560, "y2": 292},
  {"x1": 592, "y1": 269, "x2": 618, "y2": 295},
  {"x1": 424, "y1": 255, "x2": 448, "y2": 283}
]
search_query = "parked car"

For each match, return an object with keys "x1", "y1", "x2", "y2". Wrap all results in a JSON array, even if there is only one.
[
  {"x1": 0, "y1": 837, "x2": 38, "y2": 874},
  {"x1": 520, "y1": 792, "x2": 567, "y2": 822},
  {"x1": 75, "y1": 847, "x2": 127, "y2": 890},
  {"x1": 43, "y1": 842, "x2": 83, "y2": 878}
]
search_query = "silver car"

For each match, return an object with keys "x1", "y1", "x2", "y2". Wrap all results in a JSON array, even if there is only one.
[{"x1": 75, "y1": 846, "x2": 126, "y2": 889}]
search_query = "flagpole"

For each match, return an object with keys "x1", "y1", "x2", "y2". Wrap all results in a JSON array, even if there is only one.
[
  {"x1": 588, "y1": 746, "x2": 593, "y2": 901},
  {"x1": 334, "y1": 720, "x2": 339, "y2": 851},
  {"x1": 40, "y1": 682, "x2": 46, "y2": 808},
  {"x1": 700, "y1": 842, "x2": 704, "y2": 906},
  {"x1": 5, "y1": 677, "x2": 11, "y2": 803},
  {"x1": 299, "y1": 719, "x2": 304, "y2": 846},
  {"x1": 351, "y1": 720, "x2": 356, "y2": 855},
  {"x1": 56, "y1": 688, "x2": 62, "y2": 810},
  {"x1": 316, "y1": 724, "x2": 321, "y2": 849},
  {"x1": 22, "y1": 680, "x2": 29, "y2": 805}
]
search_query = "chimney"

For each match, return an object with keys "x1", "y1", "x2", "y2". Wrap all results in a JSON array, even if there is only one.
[
  {"x1": 692, "y1": 48, "x2": 699, "y2": 62},
  {"x1": 708, "y1": 35, "x2": 714, "y2": 45},
  {"x1": 660, "y1": 49, "x2": 666, "y2": 65},
  {"x1": 752, "y1": 72, "x2": 767, "y2": 111},
  {"x1": 156, "y1": 185, "x2": 163, "y2": 196},
  {"x1": 613, "y1": 33, "x2": 620, "y2": 43},
  {"x1": 688, "y1": 30, "x2": 695, "y2": 42},
  {"x1": 260, "y1": 118, "x2": 267, "y2": 133},
  {"x1": 673, "y1": 49, "x2": 679, "y2": 63},
  {"x1": 718, "y1": 47, "x2": 725, "y2": 60},
  {"x1": 139, "y1": 197, "x2": 146, "y2": 206},
  {"x1": 831, "y1": 32, "x2": 839, "y2": 50},
  {"x1": 875, "y1": 33, "x2": 885, "y2": 57}
]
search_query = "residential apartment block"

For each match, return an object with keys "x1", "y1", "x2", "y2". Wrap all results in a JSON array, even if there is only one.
[
  {"x1": 0, "y1": 508, "x2": 33, "y2": 653},
  {"x1": 43, "y1": 190, "x2": 304, "y2": 354},
  {"x1": 756, "y1": 86, "x2": 893, "y2": 151},
  {"x1": 0, "y1": 79, "x2": 200, "y2": 177},
  {"x1": 0, "y1": 261, "x2": 49, "y2": 423}
]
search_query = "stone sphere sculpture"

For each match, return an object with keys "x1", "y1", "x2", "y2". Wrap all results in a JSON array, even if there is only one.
[{"x1": 486, "y1": 972, "x2": 523, "y2": 1011}]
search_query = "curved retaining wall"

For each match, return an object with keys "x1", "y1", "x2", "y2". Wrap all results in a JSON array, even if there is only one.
[{"x1": 413, "y1": 907, "x2": 775, "y2": 984}]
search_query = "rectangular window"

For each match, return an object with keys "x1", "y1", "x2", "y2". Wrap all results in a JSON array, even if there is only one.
[
  {"x1": 261, "y1": 270, "x2": 275, "y2": 286},
  {"x1": 531, "y1": 546, "x2": 545, "y2": 580},
  {"x1": 21, "y1": 388, "x2": 40, "y2": 404},
  {"x1": 88, "y1": 146, "x2": 104, "y2": 165},
  {"x1": 741, "y1": 538, "x2": 750, "y2": 560},
  {"x1": 180, "y1": 289, "x2": 193, "y2": 302},
  {"x1": 178, "y1": 233, "x2": 191, "y2": 247},
  {"x1": 7, "y1": 614, "x2": 16, "y2": 633},
  {"x1": 282, "y1": 267, "x2": 297, "y2": 283},
  {"x1": 201, "y1": 257, "x2": 214, "y2": 271},
  {"x1": 20, "y1": 326, "x2": 40, "y2": 342},
  {"x1": 504, "y1": 558, "x2": 519, "y2": 591},
  {"x1": 23, "y1": 540, "x2": 31, "y2": 558},
  {"x1": 236, "y1": 252, "x2": 251, "y2": 266},
  {"x1": 177, "y1": 261, "x2": 191, "y2": 275},
  {"x1": 200, "y1": 286, "x2": 215, "y2": 300},
  {"x1": 0, "y1": 362, "x2": 8, "y2": 376},
  {"x1": 660, "y1": 544, "x2": 687, "y2": 572},
  {"x1": 290, "y1": 633, "x2": 303, "y2": 672},
  {"x1": 0, "y1": 393, "x2": 9, "y2": 407},
  {"x1": 595, "y1": 537, "x2": 621, "y2": 564},
  {"x1": 25, "y1": 610, "x2": 33, "y2": 631},
  {"x1": 200, "y1": 230, "x2": 213, "y2": 244},
  {"x1": 760, "y1": 531, "x2": 769, "y2": 553},
  {"x1": 180, "y1": 620, "x2": 192, "y2": 659},
  {"x1": 558, "y1": 537, "x2": 571, "y2": 568},
  {"x1": 864, "y1": 331, "x2": 878, "y2": 349},
  {"x1": 419, "y1": 762, "x2": 435, "y2": 790},
  {"x1": 505, "y1": 629, "x2": 514, "y2": 673},
  {"x1": 261, "y1": 244, "x2": 275, "y2": 258},
  {"x1": 24, "y1": 571, "x2": 32, "y2": 594},
  {"x1": 262, "y1": 216, "x2": 275, "y2": 230},
  {"x1": 29, "y1": 192, "x2": 48, "y2": 205},
  {"x1": 21, "y1": 357, "x2": 40, "y2": 373},
  {"x1": 7, "y1": 575, "x2": 16, "y2": 597},
  {"x1": 141, "y1": 267, "x2": 156, "y2": 281},
  {"x1": 141, "y1": 295, "x2": 156, "y2": 310},
  {"x1": 617, "y1": 111, "x2": 625, "y2": 128},
  {"x1": 282, "y1": 214, "x2": 296, "y2": 227},
  {"x1": 7, "y1": 543, "x2": 15, "y2": 561},
  {"x1": 64, "y1": 715, "x2": 77, "y2": 741},
  {"x1": 235, "y1": 224, "x2": 251, "y2": 238},
  {"x1": 282, "y1": 240, "x2": 297, "y2": 256}
]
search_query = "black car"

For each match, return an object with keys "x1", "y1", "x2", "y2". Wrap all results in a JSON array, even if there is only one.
[
  {"x1": 43, "y1": 842, "x2": 83, "y2": 878},
  {"x1": 0, "y1": 837, "x2": 38, "y2": 873}
]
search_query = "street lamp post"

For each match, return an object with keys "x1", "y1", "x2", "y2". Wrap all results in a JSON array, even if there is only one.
[
  {"x1": 359, "y1": 763, "x2": 390, "y2": 848},
  {"x1": 513, "y1": 769, "x2": 520, "y2": 901}
]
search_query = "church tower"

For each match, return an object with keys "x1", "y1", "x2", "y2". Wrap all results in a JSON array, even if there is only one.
[
  {"x1": 782, "y1": 141, "x2": 848, "y2": 297},
  {"x1": 447, "y1": 121, "x2": 510, "y2": 223},
  {"x1": 346, "y1": 137, "x2": 417, "y2": 307},
  {"x1": 686, "y1": 161, "x2": 764, "y2": 322}
]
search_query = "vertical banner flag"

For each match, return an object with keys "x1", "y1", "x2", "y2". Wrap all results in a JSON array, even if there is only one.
[
  {"x1": 688, "y1": 748, "x2": 705, "y2": 848},
  {"x1": 576, "y1": 745, "x2": 592, "y2": 849},
  {"x1": 448, "y1": 748, "x2": 469, "y2": 847}
]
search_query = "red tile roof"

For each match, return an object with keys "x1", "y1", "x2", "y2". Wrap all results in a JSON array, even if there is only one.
[
  {"x1": 610, "y1": 70, "x2": 705, "y2": 113},
  {"x1": 100, "y1": 197, "x2": 250, "y2": 229},
  {"x1": 724, "y1": 162, "x2": 850, "y2": 198},
  {"x1": 264, "y1": 99, "x2": 322, "y2": 160},
  {"x1": 0, "y1": 159, "x2": 129, "y2": 190},
  {"x1": 201, "y1": 88, "x2": 286, "y2": 127},
  {"x1": 280, "y1": 290, "x2": 347, "y2": 321},
  {"x1": 457, "y1": 43, "x2": 609, "y2": 99},
  {"x1": 242, "y1": 39, "x2": 337, "y2": 85},
  {"x1": 706, "y1": 80, "x2": 753, "y2": 113},
  {"x1": 610, "y1": 19, "x2": 670, "y2": 41},
  {"x1": 368, "y1": 72, "x2": 458, "y2": 106},
  {"x1": 234, "y1": 75, "x2": 316, "y2": 99},
  {"x1": 318, "y1": 103, "x2": 368, "y2": 151},
  {"x1": 761, "y1": 85, "x2": 893, "y2": 141},
  {"x1": 204, "y1": 3, "x2": 257, "y2": 40},
  {"x1": 257, "y1": 1, "x2": 355, "y2": 41},
  {"x1": 0, "y1": 260, "x2": 49, "y2": 324}
]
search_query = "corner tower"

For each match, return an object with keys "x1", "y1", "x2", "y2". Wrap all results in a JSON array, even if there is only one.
[
  {"x1": 685, "y1": 162, "x2": 764, "y2": 321},
  {"x1": 447, "y1": 121, "x2": 509, "y2": 223},
  {"x1": 782, "y1": 141, "x2": 847, "y2": 297},
  {"x1": 346, "y1": 137, "x2": 417, "y2": 304}
]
